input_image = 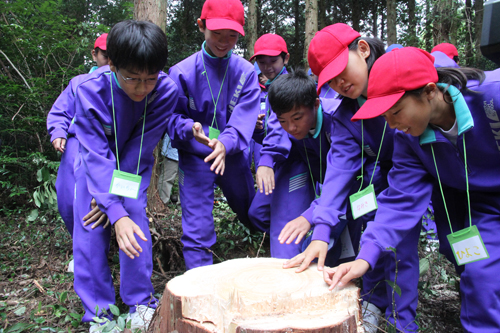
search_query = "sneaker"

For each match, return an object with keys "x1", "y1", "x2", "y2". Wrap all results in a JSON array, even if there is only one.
[
  {"x1": 362, "y1": 301, "x2": 382, "y2": 333},
  {"x1": 67, "y1": 259, "x2": 74, "y2": 273},
  {"x1": 129, "y1": 305, "x2": 155, "y2": 331}
]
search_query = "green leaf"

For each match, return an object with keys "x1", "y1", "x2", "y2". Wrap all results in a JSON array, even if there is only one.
[
  {"x1": 13, "y1": 306, "x2": 26, "y2": 316},
  {"x1": 385, "y1": 280, "x2": 402, "y2": 297},
  {"x1": 108, "y1": 304, "x2": 120, "y2": 317},
  {"x1": 117, "y1": 316, "x2": 125, "y2": 330},
  {"x1": 33, "y1": 191, "x2": 41, "y2": 207},
  {"x1": 419, "y1": 258, "x2": 429, "y2": 277},
  {"x1": 59, "y1": 291, "x2": 67, "y2": 303},
  {"x1": 36, "y1": 168, "x2": 43, "y2": 182},
  {"x1": 27, "y1": 209, "x2": 38, "y2": 222}
]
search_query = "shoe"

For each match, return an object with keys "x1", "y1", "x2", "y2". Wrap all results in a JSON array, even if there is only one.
[
  {"x1": 67, "y1": 259, "x2": 74, "y2": 273},
  {"x1": 362, "y1": 301, "x2": 382, "y2": 333},
  {"x1": 129, "y1": 305, "x2": 155, "y2": 331},
  {"x1": 89, "y1": 322, "x2": 120, "y2": 333}
]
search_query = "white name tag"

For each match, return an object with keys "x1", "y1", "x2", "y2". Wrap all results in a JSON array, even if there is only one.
[
  {"x1": 109, "y1": 170, "x2": 141, "y2": 199},
  {"x1": 349, "y1": 184, "x2": 377, "y2": 220},
  {"x1": 339, "y1": 227, "x2": 355, "y2": 259},
  {"x1": 447, "y1": 225, "x2": 489, "y2": 266}
]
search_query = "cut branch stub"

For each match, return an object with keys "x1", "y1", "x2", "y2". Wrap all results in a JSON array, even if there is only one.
[{"x1": 151, "y1": 258, "x2": 363, "y2": 333}]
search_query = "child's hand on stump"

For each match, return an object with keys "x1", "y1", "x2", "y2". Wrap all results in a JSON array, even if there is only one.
[
  {"x1": 283, "y1": 240, "x2": 328, "y2": 273},
  {"x1": 114, "y1": 216, "x2": 147, "y2": 259},
  {"x1": 324, "y1": 259, "x2": 370, "y2": 290}
]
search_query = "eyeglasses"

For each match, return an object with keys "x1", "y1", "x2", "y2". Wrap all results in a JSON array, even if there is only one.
[{"x1": 117, "y1": 69, "x2": 158, "y2": 86}]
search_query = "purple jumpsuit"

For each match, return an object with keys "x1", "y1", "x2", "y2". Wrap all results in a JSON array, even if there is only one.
[
  {"x1": 72, "y1": 66, "x2": 178, "y2": 321},
  {"x1": 251, "y1": 98, "x2": 341, "y2": 258},
  {"x1": 47, "y1": 73, "x2": 89, "y2": 236},
  {"x1": 167, "y1": 44, "x2": 261, "y2": 270},
  {"x1": 358, "y1": 71, "x2": 500, "y2": 332},
  {"x1": 309, "y1": 96, "x2": 420, "y2": 332}
]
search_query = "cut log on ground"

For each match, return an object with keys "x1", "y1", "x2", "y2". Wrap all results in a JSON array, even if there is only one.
[{"x1": 150, "y1": 258, "x2": 363, "y2": 333}]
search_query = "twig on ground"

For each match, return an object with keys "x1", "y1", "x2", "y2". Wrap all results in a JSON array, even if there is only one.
[{"x1": 256, "y1": 232, "x2": 266, "y2": 258}]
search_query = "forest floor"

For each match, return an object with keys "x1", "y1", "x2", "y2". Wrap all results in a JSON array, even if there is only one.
[{"x1": 0, "y1": 189, "x2": 462, "y2": 333}]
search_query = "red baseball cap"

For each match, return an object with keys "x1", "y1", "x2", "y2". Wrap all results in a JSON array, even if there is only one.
[
  {"x1": 94, "y1": 33, "x2": 108, "y2": 50},
  {"x1": 200, "y1": 0, "x2": 245, "y2": 36},
  {"x1": 351, "y1": 47, "x2": 438, "y2": 121},
  {"x1": 307, "y1": 23, "x2": 360, "y2": 94},
  {"x1": 249, "y1": 34, "x2": 288, "y2": 61},
  {"x1": 431, "y1": 43, "x2": 458, "y2": 60}
]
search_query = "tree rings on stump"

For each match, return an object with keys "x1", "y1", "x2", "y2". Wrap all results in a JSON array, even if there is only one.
[{"x1": 151, "y1": 258, "x2": 362, "y2": 332}]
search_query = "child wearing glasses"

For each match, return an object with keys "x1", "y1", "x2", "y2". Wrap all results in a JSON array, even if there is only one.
[{"x1": 71, "y1": 20, "x2": 178, "y2": 332}]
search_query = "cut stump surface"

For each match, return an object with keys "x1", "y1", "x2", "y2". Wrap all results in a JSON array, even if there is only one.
[{"x1": 151, "y1": 258, "x2": 362, "y2": 333}]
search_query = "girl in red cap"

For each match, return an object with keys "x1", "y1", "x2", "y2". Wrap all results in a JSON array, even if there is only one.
[
  {"x1": 282, "y1": 23, "x2": 420, "y2": 333},
  {"x1": 327, "y1": 46, "x2": 500, "y2": 332}
]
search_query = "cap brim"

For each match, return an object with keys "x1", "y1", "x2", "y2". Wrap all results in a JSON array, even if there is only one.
[
  {"x1": 249, "y1": 49, "x2": 282, "y2": 61},
  {"x1": 316, "y1": 47, "x2": 349, "y2": 95},
  {"x1": 351, "y1": 91, "x2": 405, "y2": 122},
  {"x1": 206, "y1": 18, "x2": 245, "y2": 36}
]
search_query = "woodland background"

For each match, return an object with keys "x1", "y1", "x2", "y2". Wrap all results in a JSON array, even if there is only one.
[
  {"x1": 0, "y1": 0, "x2": 497, "y2": 331},
  {"x1": 0, "y1": 0, "x2": 497, "y2": 210}
]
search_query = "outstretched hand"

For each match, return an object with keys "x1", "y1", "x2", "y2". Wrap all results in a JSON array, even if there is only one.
[
  {"x1": 323, "y1": 259, "x2": 370, "y2": 290},
  {"x1": 278, "y1": 216, "x2": 311, "y2": 245},
  {"x1": 283, "y1": 240, "x2": 328, "y2": 273},
  {"x1": 205, "y1": 139, "x2": 226, "y2": 175}
]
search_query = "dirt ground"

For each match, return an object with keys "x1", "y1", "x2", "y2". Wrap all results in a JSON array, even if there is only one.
[{"x1": 0, "y1": 202, "x2": 462, "y2": 333}]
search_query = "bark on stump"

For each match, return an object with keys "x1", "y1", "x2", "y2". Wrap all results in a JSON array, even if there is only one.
[{"x1": 150, "y1": 258, "x2": 363, "y2": 333}]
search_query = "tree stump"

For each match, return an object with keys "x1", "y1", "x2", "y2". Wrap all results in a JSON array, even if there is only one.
[{"x1": 150, "y1": 258, "x2": 363, "y2": 333}]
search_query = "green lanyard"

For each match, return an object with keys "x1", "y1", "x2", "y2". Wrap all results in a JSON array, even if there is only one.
[
  {"x1": 357, "y1": 120, "x2": 387, "y2": 191},
  {"x1": 322, "y1": 86, "x2": 332, "y2": 98},
  {"x1": 201, "y1": 51, "x2": 230, "y2": 131},
  {"x1": 431, "y1": 134, "x2": 472, "y2": 232},
  {"x1": 303, "y1": 134, "x2": 322, "y2": 198},
  {"x1": 110, "y1": 73, "x2": 147, "y2": 175},
  {"x1": 264, "y1": 94, "x2": 270, "y2": 136}
]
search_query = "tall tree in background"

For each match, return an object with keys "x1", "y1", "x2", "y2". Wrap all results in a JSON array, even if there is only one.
[
  {"x1": 386, "y1": 0, "x2": 397, "y2": 44},
  {"x1": 134, "y1": 0, "x2": 168, "y2": 212},
  {"x1": 407, "y1": 0, "x2": 417, "y2": 46},
  {"x1": 134, "y1": 0, "x2": 167, "y2": 31},
  {"x1": 473, "y1": 0, "x2": 483, "y2": 65},
  {"x1": 303, "y1": 0, "x2": 318, "y2": 67},
  {"x1": 246, "y1": 0, "x2": 258, "y2": 59}
]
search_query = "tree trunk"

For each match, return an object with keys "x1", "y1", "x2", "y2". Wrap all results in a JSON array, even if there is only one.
[
  {"x1": 245, "y1": 0, "x2": 258, "y2": 60},
  {"x1": 134, "y1": 0, "x2": 168, "y2": 213},
  {"x1": 474, "y1": 0, "x2": 483, "y2": 65},
  {"x1": 304, "y1": 0, "x2": 318, "y2": 67},
  {"x1": 386, "y1": 0, "x2": 397, "y2": 45},
  {"x1": 150, "y1": 258, "x2": 362, "y2": 333},
  {"x1": 134, "y1": 0, "x2": 167, "y2": 31},
  {"x1": 408, "y1": 0, "x2": 417, "y2": 46},
  {"x1": 372, "y1": 0, "x2": 378, "y2": 38},
  {"x1": 318, "y1": 0, "x2": 327, "y2": 30},
  {"x1": 351, "y1": 0, "x2": 361, "y2": 32},
  {"x1": 424, "y1": 0, "x2": 432, "y2": 51},
  {"x1": 465, "y1": 0, "x2": 473, "y2": 65}
]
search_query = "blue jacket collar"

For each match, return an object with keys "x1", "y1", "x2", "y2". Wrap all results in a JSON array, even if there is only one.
[
  {"x1": 201, "y1": 41, "x2": 232, "y2": 60},
  {"x1": 311, "y1": 104, "x2": 323, "y2": 139},
  {"x1": 265, "y1": 67, "x2": 286, "y2": 88},
  {"x1": 419, "y1": 83, "x2": 474, "y2": 145}
]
